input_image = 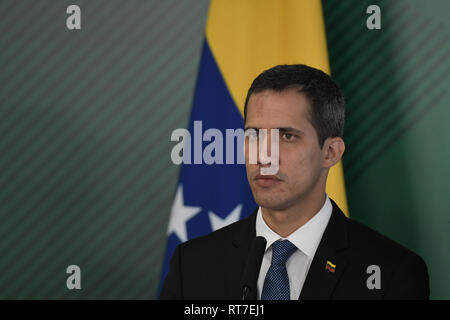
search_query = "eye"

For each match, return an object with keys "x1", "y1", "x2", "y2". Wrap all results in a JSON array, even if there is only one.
[{"x1": 282, "y1": 133, "x2": 296, "y2": 141}]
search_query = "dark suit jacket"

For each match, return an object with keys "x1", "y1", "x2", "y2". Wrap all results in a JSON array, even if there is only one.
[{"x1": 160, "y1": 199, "x2": 429, "y2": 300}]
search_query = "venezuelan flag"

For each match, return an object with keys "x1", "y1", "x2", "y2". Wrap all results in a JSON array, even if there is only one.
[
  {"x1": 326, "y1": 260, "x2": 337, "y2": 272},
  {"x1": 159, "y1": 0, "x2": 349, "y2": 293}
]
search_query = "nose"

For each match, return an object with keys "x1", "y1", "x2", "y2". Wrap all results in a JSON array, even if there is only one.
[
  {"x1": 257, "y1": 129, "x2": 270, "y2": 165},
  {"x1": 245, "y1": 128, "x2": 279, "y2": 168}
]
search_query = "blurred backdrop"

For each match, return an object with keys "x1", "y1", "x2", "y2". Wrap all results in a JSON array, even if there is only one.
[{"x1": 0, "y1": 0, "x2": 448, "y2": 299}]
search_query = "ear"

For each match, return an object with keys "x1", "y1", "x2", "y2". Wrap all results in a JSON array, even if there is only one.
[{"x1": 322, "y1": 137, "x2": 345, "y2": 168}]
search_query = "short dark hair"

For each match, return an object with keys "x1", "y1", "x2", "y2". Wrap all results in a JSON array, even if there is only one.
[{"x1": 243, "y1": 64, "x2": 345, "y2": 148}]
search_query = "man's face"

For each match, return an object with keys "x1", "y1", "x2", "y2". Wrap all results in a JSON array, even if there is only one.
[{"x1": 244, "y1": 88, "x2": 326, "y2": 210}]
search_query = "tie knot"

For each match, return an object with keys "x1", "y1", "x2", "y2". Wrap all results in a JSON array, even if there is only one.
[{"x1": 271, "y1": 240, "x2": 297, "y2": 266}]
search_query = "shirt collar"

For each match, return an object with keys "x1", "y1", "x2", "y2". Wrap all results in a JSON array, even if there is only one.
[{"x1": 255, "y1": 194, "x2": 333, "y2": 258}]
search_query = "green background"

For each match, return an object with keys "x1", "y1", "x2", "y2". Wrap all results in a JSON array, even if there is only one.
[
  {"x1": 323, "y1": 0, "x2": 449, "y2": 299},
  {"x1": 0, "y1": 0, "x2": 448, "y2": 299}
]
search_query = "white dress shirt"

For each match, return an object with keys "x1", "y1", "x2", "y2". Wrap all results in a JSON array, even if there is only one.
[{"x1": 256, "y1": 195, "x2": 332, "y2": 300}]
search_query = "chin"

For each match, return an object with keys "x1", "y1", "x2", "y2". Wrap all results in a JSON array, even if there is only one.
[{"x1": 254, "y1": 196, "x2": 289, "y2": 210}]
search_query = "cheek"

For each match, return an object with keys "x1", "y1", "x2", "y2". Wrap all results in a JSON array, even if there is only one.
[
  {"x1": 279, "y1": 151, "x2": 304, "y2": 181},
  {"x1": 280, "y1": 147, "x2": 319, "y2": 182}
]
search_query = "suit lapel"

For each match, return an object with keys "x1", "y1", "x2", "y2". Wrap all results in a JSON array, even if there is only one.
[
  {"x1": 299, "y1": 199, "x2": 349, "y2": 300},
  {"x1": 228, "y1": 208, "x2": 258, "y2": 299}
]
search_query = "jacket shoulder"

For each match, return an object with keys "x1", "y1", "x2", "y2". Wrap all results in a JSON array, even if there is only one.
[
  {"x1": 346, "y1": 217, "x2": 429, "y2": 299},
  {"x1": 161, "y1": 212, "x2": 256, "y2": 299},
  {"x1": 346, "y1": 217, "x2": 421, "y2": 259},
  {"x1": 180, "y1": 211, "x2": 255, "y2": 252}
]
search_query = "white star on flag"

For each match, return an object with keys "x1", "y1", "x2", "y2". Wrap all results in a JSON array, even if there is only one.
[
  {"x1": 208, "y1": 203, "x2": 242, "y2": 232},
  {"x1": 167, "y1": 185, "x2": 202, "y2": 242}
]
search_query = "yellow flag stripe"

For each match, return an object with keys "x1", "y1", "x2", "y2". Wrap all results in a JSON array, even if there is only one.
[{"x1": 205, "y1": 0, "x2": 349, "y2": 216}]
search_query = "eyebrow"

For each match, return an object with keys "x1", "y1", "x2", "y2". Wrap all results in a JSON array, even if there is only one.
[
  {"x1": 278, "y1": 127, "x2": 304, "y2": 135},
  {"x1": 244, "y1": 126, "x2": 304, "y2": 135}
]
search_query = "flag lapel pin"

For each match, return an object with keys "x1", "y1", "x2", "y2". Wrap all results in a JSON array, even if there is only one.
[{"x1": 325, "y1": 260, "x2": 336, "y2": 273}]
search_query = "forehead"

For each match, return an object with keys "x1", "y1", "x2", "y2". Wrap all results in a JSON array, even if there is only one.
[{"x1": 245, "y1": 88, "x2": 312, "y2": 129}]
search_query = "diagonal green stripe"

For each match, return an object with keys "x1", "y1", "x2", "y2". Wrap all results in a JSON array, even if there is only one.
[
  {"x1": 344, "y1": 66, "x2": 449, "y2": 179},
  {"x1": 0, "y1": 1, "x2": 177, "y2": 193},
  {"x1": 347, "y1": 90, "x2": 448, "y2": 183},
  {"x1": 341, "y1": 8, "x2": 435, "y2": 126},
  {"x1": 343, "y1": 32, "x2": 449, "y2": 157},
  {"x1": 0, "y1": 1, "x2": 206, "y2": 298},
  {"x1": 0, "y1": 73, "x2": 197, "y2": 298}
]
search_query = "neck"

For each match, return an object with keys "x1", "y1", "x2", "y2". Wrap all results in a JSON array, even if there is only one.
[{"x1": 261, "y1": 189, "x2": 327, "y2": 238}]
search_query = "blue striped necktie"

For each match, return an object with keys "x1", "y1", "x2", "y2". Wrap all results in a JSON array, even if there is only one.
[{"x1": 261, "y1": 239, "x2": 297, "y2": 300}]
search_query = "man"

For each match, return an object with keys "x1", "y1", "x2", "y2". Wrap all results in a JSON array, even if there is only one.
[{"x1": 160, "y1": 64, "x2": 429, "y2": 300}]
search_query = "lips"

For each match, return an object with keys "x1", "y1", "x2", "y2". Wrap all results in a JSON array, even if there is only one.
[{"x1": 254, "y1": 174, "x2": 282, "y2": 187}]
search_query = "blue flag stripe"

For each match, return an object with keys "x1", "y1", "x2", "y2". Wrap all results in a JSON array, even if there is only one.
[{"x1": 158, "y1": 39, "x2": 257, "y2": 294}]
